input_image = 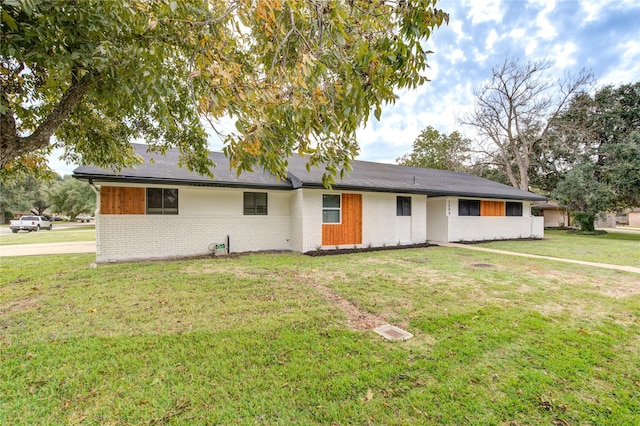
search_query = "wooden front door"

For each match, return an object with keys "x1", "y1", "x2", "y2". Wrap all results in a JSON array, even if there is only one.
[{"x1": 322, "y1": 193, "x2": 362, "y2": 246}]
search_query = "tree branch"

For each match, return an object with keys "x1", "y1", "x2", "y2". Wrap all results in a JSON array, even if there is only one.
[{"x1": 1, "y1": 71, "x2": 97, "y2": 168}]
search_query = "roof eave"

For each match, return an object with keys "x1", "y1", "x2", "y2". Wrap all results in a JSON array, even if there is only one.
[
  {"x1": 295, "y1": 182, "x2": 547, "y2": 201},
  {"x1": 73, "y1": 173, "x2": 293, "y2": 191}
]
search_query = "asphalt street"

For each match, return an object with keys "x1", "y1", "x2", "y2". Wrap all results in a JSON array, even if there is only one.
[{"x1": 0, "y1": 222, "x2": 96, "y2": 257}]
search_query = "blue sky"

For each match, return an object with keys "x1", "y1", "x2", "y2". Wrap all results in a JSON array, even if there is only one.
[
  {"x1": 357, "y1": 0, "x2": 640, "y2": 164},
  {"x1": 49, "y1": 0, "x2": 640, "y2": 175}
]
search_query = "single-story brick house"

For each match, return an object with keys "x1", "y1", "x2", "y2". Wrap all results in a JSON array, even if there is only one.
[{"x1": 73, "y1": 144, "x2": 546, "y2": 263}]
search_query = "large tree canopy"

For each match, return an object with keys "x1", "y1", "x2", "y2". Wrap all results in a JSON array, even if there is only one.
[
  {"x1": 396, "y1": 125, "x2": 470, "y2": 171},
  {"x1": 461, "y1": 58, "x2": 593, "y2": 191},
  {"x1": 46, "y1": 174, "x2": 96, "y2": 219},
  {"x1": 551, "y1": 82, "x2": 640, "y2": 230},
  {"x1": 1, "y1": 0, "x2": 448, "y2": 184}
]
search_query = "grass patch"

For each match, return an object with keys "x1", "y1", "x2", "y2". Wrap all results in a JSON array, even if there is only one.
[
  {"x1": 477, "y1": 229, "x2": 640, "y2": 267},
  {"x1": 1, "y1": 249, "x2": 638, "y2": 424},
  {"x1": 0, "y1": 226, "x2": 95, "y2": 246}
]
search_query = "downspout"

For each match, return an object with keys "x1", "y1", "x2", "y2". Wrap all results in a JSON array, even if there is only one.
[{"x1": 89, "y1": 179, "x2": 100, "y2": 258}]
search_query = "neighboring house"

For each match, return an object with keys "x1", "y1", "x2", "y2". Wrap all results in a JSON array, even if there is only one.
[
  {"x1": 73, "y1": 144, "x2": 546, "y2": 263},
  {"x1": 531, "y1": 201, "x2": 570, "y2": 228}
]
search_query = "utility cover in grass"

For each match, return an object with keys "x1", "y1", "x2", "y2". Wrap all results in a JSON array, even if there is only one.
[{"x1": 374, "y1": 324, "x2": 413, "y2": 341}]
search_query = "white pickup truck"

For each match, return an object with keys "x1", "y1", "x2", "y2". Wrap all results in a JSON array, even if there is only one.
[{"x1": 9, "y1": 216, "x2": 53, "y2": 233}]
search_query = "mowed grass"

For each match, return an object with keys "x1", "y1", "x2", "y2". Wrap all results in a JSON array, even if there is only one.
[
  {"x1": 1, "y1": 248, "x2": 639, "y2": 425},
  {"x1": 478, "y1": 229, "x2": 640, "y2": 267},
  {"x1": 0, "y1": 226, "x2": 95, "y2": 246}
]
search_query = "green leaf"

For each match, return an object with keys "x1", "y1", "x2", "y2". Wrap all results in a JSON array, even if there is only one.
[
  {"x1": 1, "y1": 10, "x2": 18, "y2": 31},
  {"x1": 374, "y1": 106, "x2": 382, "y2": 121}
]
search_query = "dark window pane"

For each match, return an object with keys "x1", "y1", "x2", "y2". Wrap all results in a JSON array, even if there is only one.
[
  {"x1": 397, "y1": 196, "x2": 411, "y2": 216},
  {"x1": 323, "y1": 194, "x2": 340, "y2": 208},
  {"x1": 164, "y1": 189, "x2": 178, "y2": 209},
  {"x1": 459, "y1": 199, "x2": 480, "y2": 216},
  {"x1": 469, "y1": 201, "x2": 480, "y2": 216},
  {"x1": 323, "y1": 210, "x2": 341, "y2": 223},
  {"x1": 163, "y1": 188, "x2": 178, "y2": 215},
  {"x1": 506, "y1": 202, "x2": 523, "y2": 216},
  {"x1": 147, "y1": 188, "x2": 163, "y2": 214},
  {"x1": 243, "y1": 192, "x2": 254, "y2": 214},
  {"x1": 244, "y1": 192, "x2": 267, "y2": 215},
  {"x1": 255, "y1": 192, "x2": 267, "y2": 208},
  {"x1": 147, "y1": 188, "x2": 178, "y2": 215}
]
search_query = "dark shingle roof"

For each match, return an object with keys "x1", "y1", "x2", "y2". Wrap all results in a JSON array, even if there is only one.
[
  {"x1": 73, "y1": 143, "x2": 547, "y2": 201},
  {"x1": 73, "y1": 144, "x2": 291, "y2": 190}
]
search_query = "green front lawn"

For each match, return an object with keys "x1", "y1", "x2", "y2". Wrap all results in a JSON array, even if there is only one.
[
  {"x1": 0, "y1": 226, "x2": 95, "y2": 246},
  {"x1": 478, "y1": 229, "x2": 640, "y2": 267},
  {"x1": 1, "y1": 248, "x2": 638, "y2": 424}
]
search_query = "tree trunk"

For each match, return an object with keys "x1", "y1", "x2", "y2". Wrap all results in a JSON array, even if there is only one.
[
  {"x1": 0, "y1": 72, "x2": 95, "y2": 169},
  {"x1": 572, "y1": 212, "x2": 595, "y2": 232}
]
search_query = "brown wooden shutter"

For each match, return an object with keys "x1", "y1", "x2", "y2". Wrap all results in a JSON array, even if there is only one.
[
  {"x1": 480, "y1": 200, "x2": 505, "y2": 216},
  {"x1": 100, "y1": 186, "x2": 146, "y2": 214}
]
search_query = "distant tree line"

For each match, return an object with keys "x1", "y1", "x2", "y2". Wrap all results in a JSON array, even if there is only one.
[{"x1": 0, "y1": 174, "x2": 96, "y2": 223}]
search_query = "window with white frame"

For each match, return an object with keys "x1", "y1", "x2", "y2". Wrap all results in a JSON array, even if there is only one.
[{"x1": 322, "y1": 194, "x2": 341, "y2": 223}]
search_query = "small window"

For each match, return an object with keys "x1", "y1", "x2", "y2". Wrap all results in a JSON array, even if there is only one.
[
  {"x1": 459, "y1": 199, "x2": 480, "y2": 216},
  {"x1": 323, "y1": 194, "x2": 341, "y2": 224},
  {"x1": 244, "y1": 192, "x2": 268, "y2": 215},
  {"x1": 146, "y1": 188, "x2": 178, "y2": 215},
  {"x1": 397, "y1": 196, "x2": 412, "y2": 216},
  {"x1": 506, "y1": 202, "x2": 523, "y2": 216}
]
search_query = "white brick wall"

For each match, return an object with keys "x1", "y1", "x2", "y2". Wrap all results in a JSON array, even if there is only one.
[
  {"x1": 411, "y1": 196, "x2": 428, "y2": 243},
  {"x1": 97, "y1": 215, "x2": 291, "y2": 262},
  {"x1": 295, "y1": 190, "x2": 431, "y2": 251},
  {"x1": 289, "y1": 189, "x2": 305, "y2": 252},
  {"x1": 362, "y1": 192, "x2": 397, "y2": 247},
  {"x1": 426, "y1": 198, "x2": 448, "y2": 242},
  {"x1": 298, "y1": 190, "x2": 430, "y2": 250},
  {"x1": 447, "y1": 216, "x2": 544, "y2": 241},
  {"x1": 299, "y1": 190, "x2": 323, "y2": 252},
  {"x1": 93, "y1": 184, "x2": 543, "y2": 262},
  {"x1": 95, "y1": 186, "x2": 291, "y2": 263},
  {"x1": 427, "y1": 197, "x2": 544, "y2": 242}
]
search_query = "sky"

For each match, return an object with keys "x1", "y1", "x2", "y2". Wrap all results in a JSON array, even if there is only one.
[{"x1": 49, "y1": 0, "x2": 640, "y2": 175}]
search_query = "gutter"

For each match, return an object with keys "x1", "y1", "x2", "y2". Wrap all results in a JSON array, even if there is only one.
[{"x1": 73, "y1": 174, "x2": 293, "y2": 192}]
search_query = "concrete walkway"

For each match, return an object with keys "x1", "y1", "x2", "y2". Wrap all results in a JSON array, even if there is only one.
[
  {"x1": 435, "y1": 242, "x2": 640, "y2": 274},
  {"x1": 0, "y1": 241, "x2": 95, "y2": 257}
]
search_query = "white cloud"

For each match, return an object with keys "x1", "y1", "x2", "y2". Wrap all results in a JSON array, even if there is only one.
[
  {"x1": 509, "y1": 28, "x2": 526, "y2": 39},
  {"x1": 601, "y1": 40, "x2": 640, "y2": 85},
  {"x1": 447, "y1": 49, "x2": 466, "y2": 64},
  {"x1": 530, "y1": 0, "x2": 558, "y2": 40},
  {"x1": 485, "y1": 29, "x2": 501, "y2": 51},
  {"x1": 357, "y1": 81, "x2": 475, "y2": 164},
  {"x1": 473, "y1": 48, "x2": 489, "y2": 63},
  {"x1": 464, "y1": 0, "x2": 504, "y2": 24},
  {"x1": 580, "y1": 0, "x2": 636, "y2": 23},
  {"x1": 524, "y1": 39, "x2": 538, "y2": 57},
  {"x1": 551, "y1": 42, "x2": 577, "y2": 69},
  {"x1": 449, "y1": 20, "x2": 470, "y2": 41}
]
